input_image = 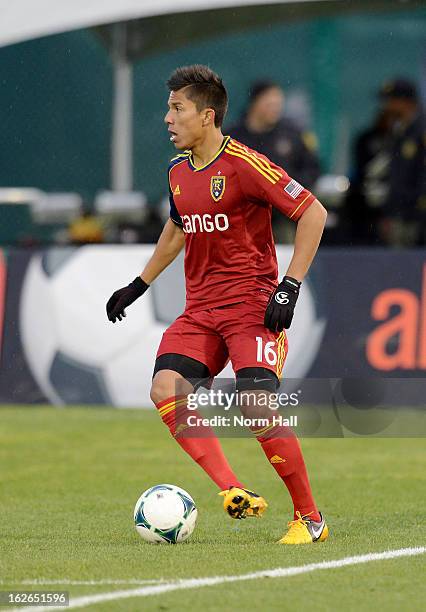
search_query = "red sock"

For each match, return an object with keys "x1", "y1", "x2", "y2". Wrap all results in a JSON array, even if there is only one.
[
  {"x1": 252, "y1": 422, "x2": 320, "y2": 521},
  {"x1": 155, "y1": 396, "x2": 244, "y2": 491}
]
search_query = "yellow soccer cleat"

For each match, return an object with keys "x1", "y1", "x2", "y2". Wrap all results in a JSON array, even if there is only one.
[
  {"x1": 278, "y1": 511, "x2": 329, "y2": 545},
  {"x1": 219, "y1": 486, "x2": 268, "y2": 519}
]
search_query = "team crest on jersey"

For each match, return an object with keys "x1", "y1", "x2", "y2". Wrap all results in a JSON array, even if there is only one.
[{"x1": 210, "y1": 176, "x2": 226, "y2": 202}]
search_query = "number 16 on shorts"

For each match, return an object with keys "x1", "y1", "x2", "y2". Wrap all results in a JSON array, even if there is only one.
[{"x1": 256, "y1": 333, "x2": 287, "y2": 377}]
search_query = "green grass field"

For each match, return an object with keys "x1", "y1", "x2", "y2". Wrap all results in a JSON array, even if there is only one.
[{"x1": 0, "y1": 407, "x2": 425, "y2": 611}]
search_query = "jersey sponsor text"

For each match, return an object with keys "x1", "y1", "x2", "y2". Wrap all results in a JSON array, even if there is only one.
[{"x1": 181, "y1": 213, "x2": 230, "y2": 234}]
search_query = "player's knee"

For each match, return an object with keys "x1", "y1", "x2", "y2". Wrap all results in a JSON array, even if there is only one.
[
  {"x1": 151, "y1": 354, "x2": 211, "y2": 404},
  {"x1": 235, "y1": 367, "x2": 279, "y2": 393},
  {"x1": 150, "y1": 383, "x2": 165, "y2": 406},
  {"x1": 150, "y1": 373, "x2": 176, "y2": 404},
  {"x1": 150, "y1": 370, "x2": 192, "y2": 405},
  {"x1": 235, "y1": 368, "x2": 280, "y2": 419}
]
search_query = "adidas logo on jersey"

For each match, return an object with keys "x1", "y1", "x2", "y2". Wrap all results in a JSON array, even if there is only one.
[{"x1": 173, "y1": 185, "x2": 181, "y2": 196}]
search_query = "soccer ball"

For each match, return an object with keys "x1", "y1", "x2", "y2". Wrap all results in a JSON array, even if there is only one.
[{"x1": 134, "y1": 484, "x2": 198, "y2": 544}]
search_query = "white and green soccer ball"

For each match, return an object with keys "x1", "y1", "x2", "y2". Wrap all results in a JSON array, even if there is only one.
[{"x1": 134, "y1": 484, "x2": 198, "y2": 544}]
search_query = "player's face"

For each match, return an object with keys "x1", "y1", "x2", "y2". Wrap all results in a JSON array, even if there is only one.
[{"x1": 165, "y1": 88, "x2": 207, "y2": 150}]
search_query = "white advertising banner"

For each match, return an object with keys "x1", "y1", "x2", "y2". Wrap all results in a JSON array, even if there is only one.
[{"x1": 19, "y1": 245, "x2": 325, "y2": 407}]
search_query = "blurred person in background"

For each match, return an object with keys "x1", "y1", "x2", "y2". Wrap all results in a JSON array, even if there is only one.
[
  {"x1": 378, "y1": 78, "x2": 426, "y2": 246},
  {"x1": 228, "y1": 80, "x2": 321, "y2": 242},
  {"x1": 344, "y1": 107, "x2": 394, "y2": 245}
]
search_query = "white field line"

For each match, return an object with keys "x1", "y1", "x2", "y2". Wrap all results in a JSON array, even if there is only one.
[
  {"x1": 1, "y1": 579, "x2": 166, "y2": 586},
  {"x1": 15, "y1": 546, "x2": 426, "y2": 612}
]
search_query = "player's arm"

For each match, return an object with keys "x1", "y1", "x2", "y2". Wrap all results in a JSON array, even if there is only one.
[
  {"x1": 140, "y1": 218, "x2": 185, "y2": 284},
  {"x1": 264, "y1": 198, "x2": 326, "y2": 331},
  {"x1": 106, "y1": 219, "x2": 184, "y2": 323},
  {"x1": 232, "y1": 148, "x2": 326, "y2": 331},
  {"x1": 285, "y1": 199, "x2": 327, "y2": 281}
]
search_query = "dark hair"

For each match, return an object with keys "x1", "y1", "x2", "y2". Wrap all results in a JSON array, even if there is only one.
[
  {"x1": 379, "y1": 77, "x2": 418, "y2": 102},
  {"x1": 248, "y1": 79, "x2": 281, "y2": 106},
  {"x1": 167, "y1": 65, "x2": 228, "y2": 128}
]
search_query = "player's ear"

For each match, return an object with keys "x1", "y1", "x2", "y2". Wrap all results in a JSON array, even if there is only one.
[{"x1": 202, "y1": 108, "x2": 215, "y2": 127}]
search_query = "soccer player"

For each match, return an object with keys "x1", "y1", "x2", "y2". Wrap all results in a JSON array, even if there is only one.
[{"x1": 106, "y1": 65, "x2": 328, "y2": 545}]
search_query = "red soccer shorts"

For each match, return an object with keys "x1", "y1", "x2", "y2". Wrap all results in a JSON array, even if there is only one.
[{"x1": 156, "y1": 290, "x2": 288, "y2": 378}]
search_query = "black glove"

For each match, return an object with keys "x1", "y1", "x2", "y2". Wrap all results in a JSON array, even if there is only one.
[
  {"x1": 106, "y1": 277, "x2": 149, "y2": 323},
  {"x1": 264, "y1": 276, "x2": 301, "y2": 332}
]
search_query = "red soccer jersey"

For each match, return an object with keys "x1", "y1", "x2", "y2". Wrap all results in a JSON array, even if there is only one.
[{"x1": 168, "y1": 136, "x2": 316, "y2": 312}]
